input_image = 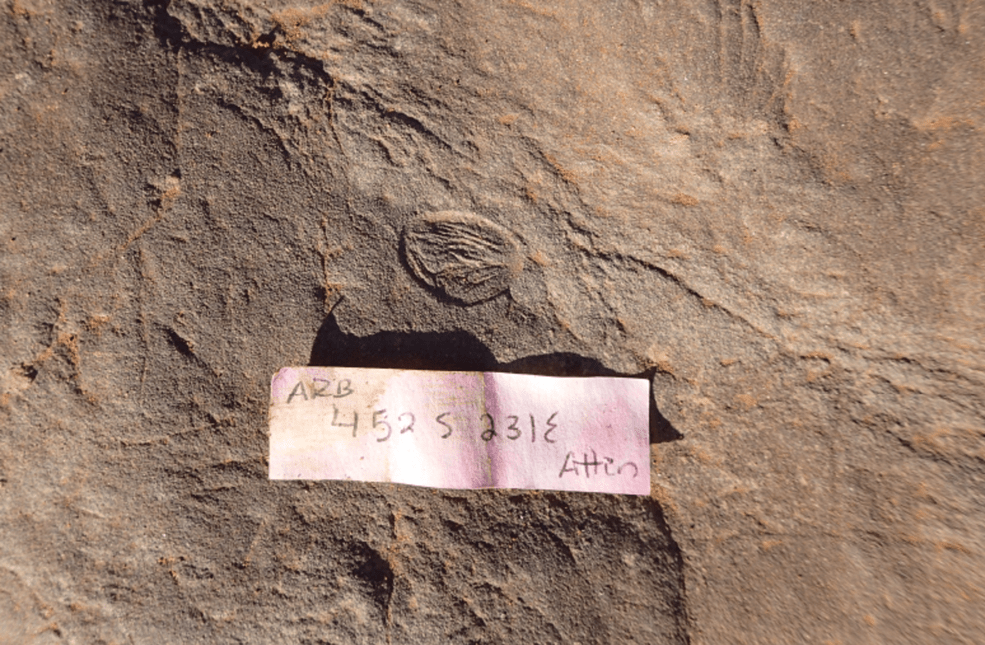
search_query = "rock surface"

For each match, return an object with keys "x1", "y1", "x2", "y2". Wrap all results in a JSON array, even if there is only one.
[{"x1": 1, "y1": 0, "x2": 983, "y2": 642}]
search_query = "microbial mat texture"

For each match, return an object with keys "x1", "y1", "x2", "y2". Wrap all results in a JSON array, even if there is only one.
[{"x1": 1, "y1": 0, "x2": 983, "y2": 643}]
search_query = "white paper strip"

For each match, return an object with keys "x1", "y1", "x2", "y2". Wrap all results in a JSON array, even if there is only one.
[{"x1": 269, "y1": 367, "x2": 650, "y2": 495}]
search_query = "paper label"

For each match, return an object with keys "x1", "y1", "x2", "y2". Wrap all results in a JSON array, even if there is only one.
[{"x1": 268, "y1": 367, "x2": 650, "y2": 495}]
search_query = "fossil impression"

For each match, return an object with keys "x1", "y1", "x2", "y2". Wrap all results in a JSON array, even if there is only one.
[{"x1": 403, "y1": 211, "x2": 524, "y2": 304}]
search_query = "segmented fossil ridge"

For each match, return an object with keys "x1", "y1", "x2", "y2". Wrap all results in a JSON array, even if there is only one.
[{"x1": 403, "y1": 211, "x2": 524, "y2": 304}]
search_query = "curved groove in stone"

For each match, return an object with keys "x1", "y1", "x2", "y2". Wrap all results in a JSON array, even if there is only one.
[{"x1": 402, "y1": 211, "x2": 524, "y2": 305}]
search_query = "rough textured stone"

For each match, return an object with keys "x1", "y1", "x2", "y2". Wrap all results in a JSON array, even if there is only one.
[{"x1": 1, "y1": 0, "x2": 983, "y2": 642}]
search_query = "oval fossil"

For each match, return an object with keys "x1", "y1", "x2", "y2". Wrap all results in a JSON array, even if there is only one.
[{"x1": 402, "y1": 211, "x2": 524, "y2": 305}]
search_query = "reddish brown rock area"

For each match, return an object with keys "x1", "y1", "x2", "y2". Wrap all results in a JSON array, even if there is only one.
[{"x1": 1, "y1": 0, "x2": 983, "y2": 642}]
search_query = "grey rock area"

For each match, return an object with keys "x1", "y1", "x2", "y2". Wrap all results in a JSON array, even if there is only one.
[{"x1": 1, "y1": 0, "x2": 983, "y2": 642}]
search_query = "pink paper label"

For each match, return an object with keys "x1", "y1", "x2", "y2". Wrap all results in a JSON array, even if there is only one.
[{"x1": 268, "y1": 367, "x2": 650, "y2": 495}]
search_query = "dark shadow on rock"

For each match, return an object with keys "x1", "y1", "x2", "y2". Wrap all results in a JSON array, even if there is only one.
[
  {"x1": 310, "y1": 315, "x2": 499, "y2": 372},
  {"x1": 310, "y1": 314, "x2": 682, "y2": 443},
  {"x1": 350, "y1": 542, "x2": 395, "y2": 619}
]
